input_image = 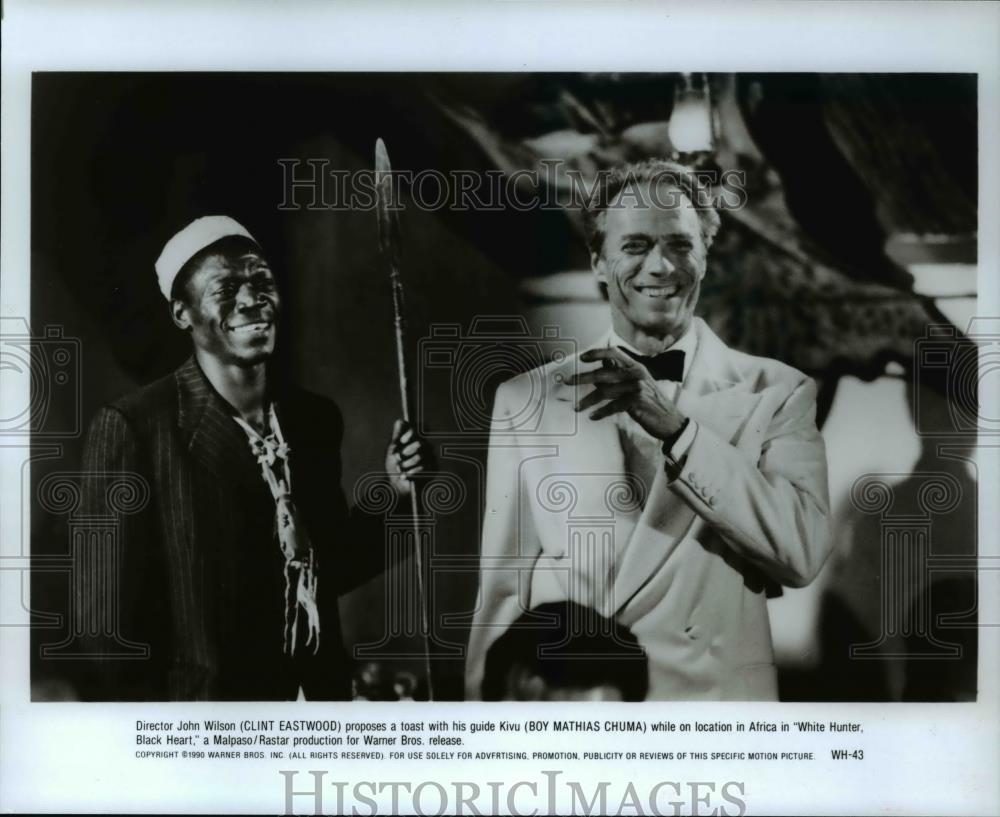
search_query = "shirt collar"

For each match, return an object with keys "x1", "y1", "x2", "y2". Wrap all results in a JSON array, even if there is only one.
[{"x1": 607, "y1": 323, "x2": 697, "y2": 383}]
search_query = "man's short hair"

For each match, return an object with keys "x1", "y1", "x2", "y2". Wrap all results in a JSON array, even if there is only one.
[
  {"x1": 582, "y1": 158, "x2": 722, "y2": 257},
  {"x1": 481, "y1": 601, "x2": 649, "y2": 701},
  {"x1": 169, "y1": 234, "x2": 265, "y2": 303}
]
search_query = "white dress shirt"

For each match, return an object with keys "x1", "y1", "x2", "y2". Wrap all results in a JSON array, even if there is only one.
[{"x1": 607, "y1": 325, "x2": 699, "y2": 507}]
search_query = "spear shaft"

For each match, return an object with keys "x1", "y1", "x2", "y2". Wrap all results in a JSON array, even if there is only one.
[{"x1": 374, "y1": 137, "x2": 434, "y2": 701}]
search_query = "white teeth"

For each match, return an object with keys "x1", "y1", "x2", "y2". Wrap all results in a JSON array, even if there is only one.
[{"x1": 639, "y1": 286, "x2": 680, "y2": 297}]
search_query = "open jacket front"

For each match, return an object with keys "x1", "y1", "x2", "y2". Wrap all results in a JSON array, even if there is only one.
[{"x1": 466, "y1": 318, "x2": 832, "y2": 701}]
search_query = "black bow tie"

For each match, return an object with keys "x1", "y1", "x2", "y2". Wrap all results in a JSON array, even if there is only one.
[{"x1": 619, "y1": 347, "x2": 686, "y2": 382}]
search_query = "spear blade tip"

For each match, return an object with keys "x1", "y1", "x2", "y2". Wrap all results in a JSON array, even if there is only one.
[{"x1": 375, "y1": 137, "x2": 391, "y2": 173}]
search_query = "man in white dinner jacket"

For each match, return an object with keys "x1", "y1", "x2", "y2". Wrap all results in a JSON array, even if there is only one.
[{"x1": 466, "y1": 159, "x2": 833, "y2": 701}]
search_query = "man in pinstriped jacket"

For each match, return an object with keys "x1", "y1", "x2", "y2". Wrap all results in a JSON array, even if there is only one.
[{"x1": 76, "y1": 216, "x2": 432, "y2": 701}]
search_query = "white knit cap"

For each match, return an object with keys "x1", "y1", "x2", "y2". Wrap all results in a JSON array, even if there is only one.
[{"x1": 154, "y1": 215, "x2": 257, "y2": 299}]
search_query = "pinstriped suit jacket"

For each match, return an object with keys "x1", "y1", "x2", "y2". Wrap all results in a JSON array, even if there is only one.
[{"x1": 77, "y1": 356, "x2": 384, "y2": 701}]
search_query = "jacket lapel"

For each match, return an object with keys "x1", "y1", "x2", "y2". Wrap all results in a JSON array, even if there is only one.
[
  {"x1": 674, "y1": 321, "x2": 764, "y2": 447},
  {"x1": 548, "y1": 335, "x2": 641, "y2": 611},
  {"x1": 550, "y1": 336, "x2": 629, "y2": 487},
  {"x1": 610, "y1": 319, "x2": 763, "y2": 615},
  {"x1": 175, "y1": 357, "x2": 261, "y2": 490}
]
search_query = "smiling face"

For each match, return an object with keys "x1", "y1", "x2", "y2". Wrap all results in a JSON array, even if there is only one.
[
  {"x1": 592, "y1": 180, "x2": 708, "y2": 350},
  {"x1": 171, "y1": 239, "x2": 280, "y2": 367}
]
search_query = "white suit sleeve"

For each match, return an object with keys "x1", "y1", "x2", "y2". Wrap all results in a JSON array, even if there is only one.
[
  {"x1": 666, "y1": 416, "x2": 698, "y2": 464},
  {"x1": 464, "y1": 382, "x2": 542, "y2": 700},
  {"x1": 666, "y1": 378, "x2": 832, "y2": 587}
]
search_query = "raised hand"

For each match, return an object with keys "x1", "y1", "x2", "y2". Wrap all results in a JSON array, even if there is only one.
[{"x1": 567, "y1": 347, "x2": 687, "y2": 442}]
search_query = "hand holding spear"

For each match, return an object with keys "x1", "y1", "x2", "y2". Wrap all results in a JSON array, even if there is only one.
[{"x1": 375, "y1": 137, "x2": 435, "y2": 701}]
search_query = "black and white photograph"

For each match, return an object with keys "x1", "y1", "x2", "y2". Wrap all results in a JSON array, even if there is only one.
[
  {"x1": 25, "y1": 69, "x2": 980, "y2": 705},
  {"x1": 2, "y1": 2, "x2": 998, "y2": 815}
]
